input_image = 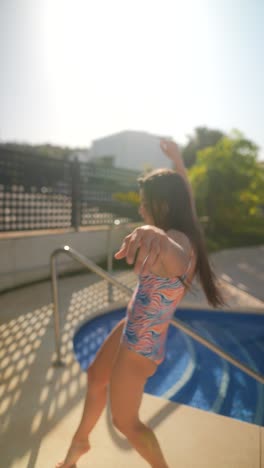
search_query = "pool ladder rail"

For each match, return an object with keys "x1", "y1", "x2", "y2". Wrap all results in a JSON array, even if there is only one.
[{"x1": 50, "y1": 244, "x2": 264, "y2": 386}]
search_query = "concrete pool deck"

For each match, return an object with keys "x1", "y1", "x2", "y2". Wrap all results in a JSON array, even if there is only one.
[{"x1": 0, "y1": 245, "x2": 263, "y2": 467}]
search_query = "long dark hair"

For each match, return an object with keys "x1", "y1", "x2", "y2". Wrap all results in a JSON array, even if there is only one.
[{"x1": 138, "y1": 169, "x2": 224, "y2": 307}]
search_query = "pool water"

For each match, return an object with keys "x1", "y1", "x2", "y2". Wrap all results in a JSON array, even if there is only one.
[{"x1": 73, "y1": 307, "x2": 264, "y2": 426}]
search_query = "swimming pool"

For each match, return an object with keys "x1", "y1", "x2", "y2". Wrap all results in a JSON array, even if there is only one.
[{"x1": 73, "y1": 307, "x2": 264, "y2": 426}]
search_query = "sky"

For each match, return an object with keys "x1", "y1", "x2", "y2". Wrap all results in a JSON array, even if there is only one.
[{"x1": 0, "y1": 0, "x2": 264, "y2": 158}]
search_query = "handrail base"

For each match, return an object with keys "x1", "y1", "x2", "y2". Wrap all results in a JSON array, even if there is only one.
[{"x1": 52, "y1": 359, "x2": 66, "y2": 367}]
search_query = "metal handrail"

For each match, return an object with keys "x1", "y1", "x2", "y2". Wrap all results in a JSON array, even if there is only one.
[
  {"x1": 50, "y1": 245, "x2": 264, "y2": 385},
  {"x1": 172, "y1": 318, "x2": 264, "y2": 384},
  {"x1": 106, "y1": 220, "x2": 141, "y2": 301},
  {"x1": 106, "y1": 219, "x2": 142, "y2": 272},
  {"x1": 50, "y1": 245, "x2": 133, "y2": 365}
]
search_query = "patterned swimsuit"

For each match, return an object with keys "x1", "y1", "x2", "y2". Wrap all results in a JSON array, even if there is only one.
[{"x1": 122, "y1": 256, "x2": 193, "y2": 365}]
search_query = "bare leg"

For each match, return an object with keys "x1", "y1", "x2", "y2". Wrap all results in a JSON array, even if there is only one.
[
  {"x1": 124, "y1": 421, "x2": 169, "y2": 468},
  {"x1": 55, "y1": 319, "x2": 126, "y2": 468},
  {"x1": 110, "y1": 344, "x2": 169, "y2": 468}
]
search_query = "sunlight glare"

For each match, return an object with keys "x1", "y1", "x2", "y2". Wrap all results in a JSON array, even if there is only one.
[{"x1": 41, "y1": 0, "x2": 208, "y2": 144}]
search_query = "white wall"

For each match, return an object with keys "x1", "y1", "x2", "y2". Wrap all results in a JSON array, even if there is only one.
[
  {"x1": 0, "y1": 225, "x2": 135, "y2": 292},
  {"x1": 89, "y1": 130, "x2": 172, "y2": 171}
]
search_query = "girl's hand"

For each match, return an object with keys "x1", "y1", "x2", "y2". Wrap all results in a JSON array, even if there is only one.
[
  {"x1": 114, "y1": 225, "x2": 168, "y2": 275},
  {"x1": 160, "y1": 139, "x2": 182, "y2": 161}
]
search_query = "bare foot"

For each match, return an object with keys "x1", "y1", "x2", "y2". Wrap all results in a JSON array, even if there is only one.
[{"x1": 55, "y1": 439, "x2": 90, "y2": 468}]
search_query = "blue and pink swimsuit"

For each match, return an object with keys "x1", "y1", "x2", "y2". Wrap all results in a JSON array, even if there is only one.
[{"x1": 122, "y1": 255, "x2": 193, "y2": 365}]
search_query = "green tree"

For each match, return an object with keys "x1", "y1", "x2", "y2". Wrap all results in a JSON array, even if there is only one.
[
  {"x1": 189, "y1": 133, "x2": 264, "y2": 239},
  {"x1": 182, "y1": 126, "x2": 225, "y2": 167},
  {"x1": 112, "y1": 191, "x2": 140, "y2": 205}
]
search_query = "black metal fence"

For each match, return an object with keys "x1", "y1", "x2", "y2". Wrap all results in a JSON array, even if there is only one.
[{"x1": 0, "y1": 147, "x2": 141, "y2": 232}]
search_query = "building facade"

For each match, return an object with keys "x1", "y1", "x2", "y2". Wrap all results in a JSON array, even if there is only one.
[{"x1": 88, "y1": 130, "x2": 172, "y2": 171}]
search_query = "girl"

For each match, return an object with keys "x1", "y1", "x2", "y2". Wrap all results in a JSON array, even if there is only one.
[{"x1": 56, "y1": 139, "x2": 223, "y2": 468}]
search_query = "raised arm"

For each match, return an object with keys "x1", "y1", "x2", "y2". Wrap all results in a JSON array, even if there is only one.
[{"x1": 160, "y1": 139, "x2": 197, "y2": 219}]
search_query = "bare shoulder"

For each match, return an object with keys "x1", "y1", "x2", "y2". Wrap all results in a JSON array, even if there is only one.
[
  {"x1": 166, "y1": 229, "x2": 197, "y2": 279},
  {"x1": 166, "y1": 229, "x2": 193, "y2": 256}
]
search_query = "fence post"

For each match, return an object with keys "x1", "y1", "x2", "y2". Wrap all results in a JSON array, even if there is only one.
[
  {"x1": 71, "y1": 157, "x2": 81, "y2": 230},
  {"x1": 107, "y1": 219, "x2": 121, "y2": 303}
]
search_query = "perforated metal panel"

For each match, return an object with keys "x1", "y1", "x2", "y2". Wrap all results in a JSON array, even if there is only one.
[
  {"x1": 0, "y1": 149, "x2": 72, "y2": 231},
  {"x1": 0, "y1": 148, "x2": 140, "y2": 232},
  {"x1": 80, "y1": 162, "x2": 139, "y2": 226}
]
